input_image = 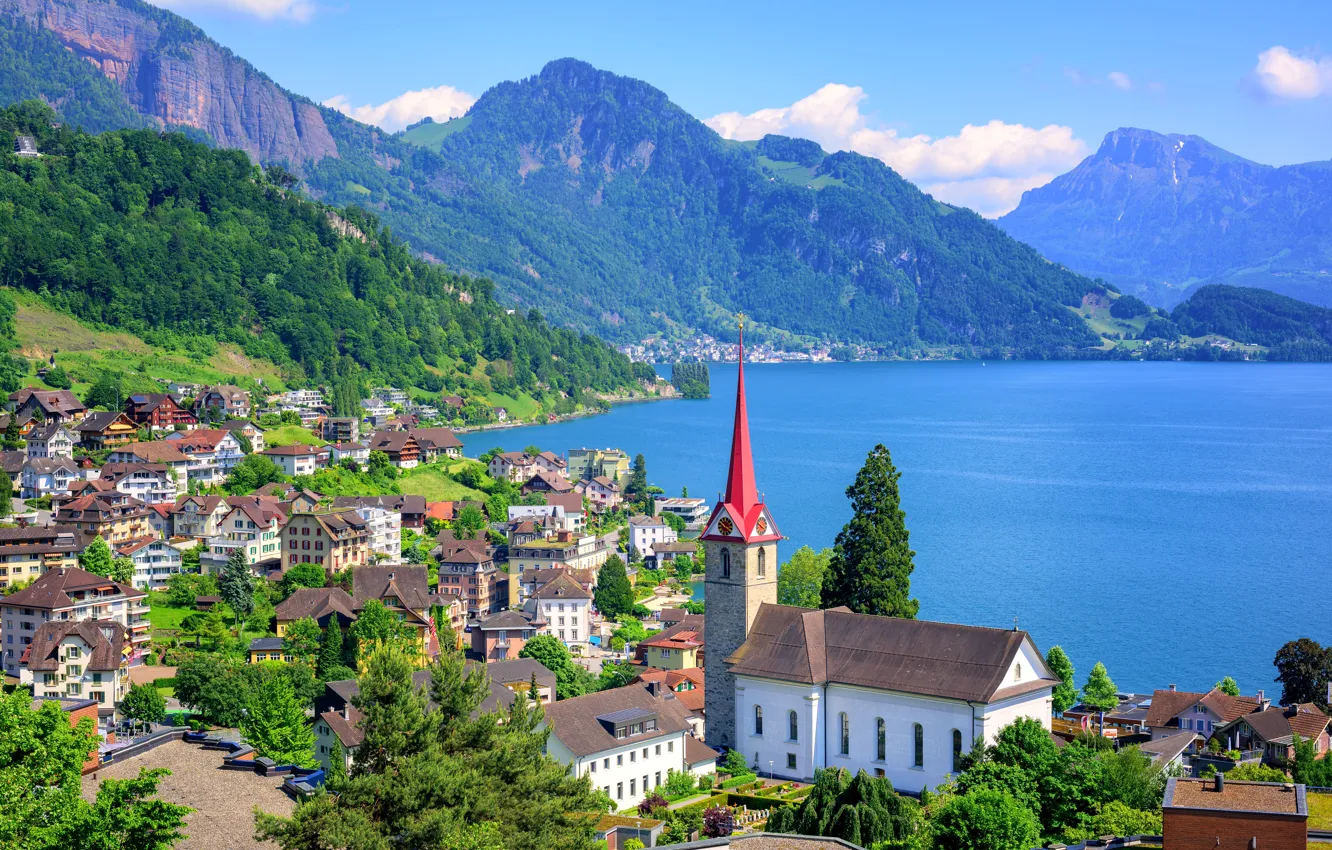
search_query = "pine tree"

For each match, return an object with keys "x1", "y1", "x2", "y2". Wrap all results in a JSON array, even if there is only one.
[
  {"x1": 2, "y1": 415, "x2": 23, "y2": 450},
  {"x1": 822, "y1": 444, "x2": 919, "y2": 617},
  {"x1": 351, "y1": 642, "x2": 433, "y2": 776},
  {"x1": 1045, "y1": 646, "x2": 1077, "y2": 714},
  {"x1": 219, "y1": 546, "x2": 254, "y2": 629},
  {"x1": 0, "y1": 470, "x2": 11, "y2": 517},
  {"x1": 325, "y1": 738, "x2": 348, "y2": 789},
  {"x1": 593, "y1": 555, "x2": 634, "y2": 620},
  {"x1": 318, "y1": 618, "x2": 344, "y2": 679},
  {"x1": 240, "y1": 673, "x2": 316, "y2": 767}
]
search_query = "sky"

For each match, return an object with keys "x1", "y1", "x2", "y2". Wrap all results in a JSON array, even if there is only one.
[{"x1": 151, "y1": 0, "x2": 1332, "y2": 217}]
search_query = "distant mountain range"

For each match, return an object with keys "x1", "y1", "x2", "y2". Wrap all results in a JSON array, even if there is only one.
[{"x1": 999, "y1": 128, "x2": 1332, "y2": 308}]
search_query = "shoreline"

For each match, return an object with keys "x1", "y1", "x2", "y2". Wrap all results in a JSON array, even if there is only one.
[{"x1": 454, "y1": 390, "x2": 680, "y2": 434}]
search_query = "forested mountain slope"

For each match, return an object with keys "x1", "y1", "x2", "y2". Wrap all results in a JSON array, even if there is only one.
[
  {"x1": 999, "y1": 128, "x2": 1332, "y2": 309},
  {"x1": 1172, "y1": 285, "x2": 1332, "y2": 356},
  {"x1": 0, "y1": 101, "x2": 643, "y2": 406}
]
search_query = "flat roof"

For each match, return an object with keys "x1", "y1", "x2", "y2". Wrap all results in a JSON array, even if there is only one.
[{"x1": 1165, "y1": 778, "x2": 1306, "y2": 816}]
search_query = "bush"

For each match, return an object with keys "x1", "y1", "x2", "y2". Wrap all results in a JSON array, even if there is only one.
[
  {"x1": 720, "y1": 749, "x2": 751, "y2": 775},
  {"x1": 702, "y1": 805, "x2": 734, "y2": 839},
  {"x1": 720, "y1": 773, "x2": 758, "y2": 790},
  {"x1": 933, "y1": 788, "x2": 1040, "y2": 850},
  {"x1": 697, "y1": 774, "x2": 714, "y2": 791}
]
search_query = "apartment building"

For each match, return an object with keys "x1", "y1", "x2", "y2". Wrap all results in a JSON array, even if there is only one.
[
  {"x1": 115, "y1": 537, "x2": 183, "y2": 591},
  {"x1": 201, "y1": 499, "x2": 286, "y2": 574},
  {"x1": 0, "y1": 526, "x2": 79, "y2": 591},
  {"x1": 20, "y1": 620, "x2": 132, "y2": 723},
  {"x1": 54, "y1": 491, "x2": 153, "y2": 548},
  {"x1": 2, "y1": 566, "x2": 149, "y2": 676},
  {"x1": 281, "y1": 509, "x2": 371, "y2": 573},
  {"x1": 95, "y1": 462, "x2": 178, "y2": 505}
]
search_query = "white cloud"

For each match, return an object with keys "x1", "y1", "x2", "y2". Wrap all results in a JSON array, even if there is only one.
[
  {"x1": 1253, "y1": 46, "x2": 1332, "y2": 99},
  {"x1": 705, "y1": 84, "x2": 1087, "y2": 217},
  {"x1": 1107, "y1": 71, "x2": 1133, "y2": 90},
  {"x1": 150, "y1": 0, "x2": 316, "y2": 22},
  {"x1": 324, "y1": 85, "x2": 477, "y2": 133}
]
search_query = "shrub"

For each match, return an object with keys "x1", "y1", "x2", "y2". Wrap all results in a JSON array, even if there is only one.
[
  {"x1": 702, "y1": 805, "x2": 734, "y2": 839},
  {"x1": 697, "y1": 774, "x2": 714, "y2": 791},
  {"x1": 638, "y1": 793, "x2": 668, "y2": 817},
  {"x1": 720, "y1": 773, "x2": 757, "y2": 790}
]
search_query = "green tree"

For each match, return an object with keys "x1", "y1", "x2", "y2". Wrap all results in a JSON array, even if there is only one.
[
  {"x1": 2, "y1": 414, "x2": 24, "y2": 450},
  {"x1": 110, "y1": 556, "x2": 135, "y2": 586},
  {"x1": 627, "y1": 453, "x2": 648, "y2": 505},
  {"x1": 1274, "y1": 638, "x2": 1332, "y2": 709},
  {"x1": 279, "y1": 562, "x2": 327, "y2": 599},
  {"x1": 1067, "y1": 801, "x2": 1161, "y2": 842},
  {"x1": 1215, "y1": 676, "x2": 1240, "y2": 697},
  {"x1": 44, "y1": 364, "x2": 71, "y2": 389},
  {"x1": 455, "y1": 503, "x2": 486, "y2": 537},
  {"x1": 1225, "y1": 763, "x2": 1288, "y2": 781},
  {"x1": 777, "y1": 545, "x2": 830, "y2": 608},
  {"x1": 485, "y1": 492, "x2": 510, "y2": 523},
  {"x1": 282, "y1": 617, "x2": 323, "y2": 665},
  {"x1": 224, "y1": 454, "x2": 287, "y2": 494},
  {"x1": 0, "y1": 469, "x2": 10, "y2": 517},
  {"x1": 933, "y1": 788, "x2": 1041, "y2": 850},
  {"x1": 1046, "y1": 646, "x2": 1078, "y2": 715},
  {"x1": 1081, "y1": 662, "x2": 1119, "y2": 712},
  {"x1": 83, "y1": 372, "x2": 123, "y2": 412},
  {"x1": 78, "y1": 536, "x2": 116, "y2": 580},
  {"x1": 240, "y1": 673, "x2": 317, "y2": 767},
  {"x1": 519, "y1": 634, "x2": 590, "y2": 700},
  {"x1": 593, "y1": 555, "x2": 634, "y2": 620},
  {"x1": 318, "y1": 617, "x2": 348, "y2": 680},
  {"x1": 120, "y1": 682, "x2": 167, "y2": 726},
  {"x1": 822, "y1": 444, "x2": 918, "y2": 617},
  {"x1": 350, "y1": 599, "x2": 415, "y2": 653},
  {"x1": 219, "y1": 546, "x2": 254, "y2": 629}
]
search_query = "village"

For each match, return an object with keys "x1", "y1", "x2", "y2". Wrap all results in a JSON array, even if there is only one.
[{"x1": 3, "y1": 364, "x2": 1331, "y2": 850}]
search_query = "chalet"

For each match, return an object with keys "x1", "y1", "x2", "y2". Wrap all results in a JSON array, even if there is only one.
[
  {"x1": 8, "y1": 389, "x2": 86, "y2": 424},
  {"x1": 366, "y1": 430, "x2": 421, "y2": 469},
  {"x1": 274, "y1": 587, "x2": 356, "y2": 636},
  {"x1": 407, "y1": 427, "x2": 463, "y2": 461},
  {"x1": 25, "y1": 422, "x2": 75, "y2": 459},
  {"x1": 521, "y1": 470, "x2": 575, "y2": 497},
  {"x1": 75, "y1": 411, "x2": 139, "y2": 450},
  {"x1": 123, "y1": 393, "x2": 197, "y2": 431},
  {"x1": 1, "y1": 566, "x2": 149, "y2": 675},
  {"x1": 1145, "y1": 686, "x2": 1264, "y2": 746},
  {"x1": 193, "y1": 385, "x2": 250, "y2": 419},
  {"x1": 20, "y1": 621, "x2": 132, "y2": 722},
  {"x1": 94, "y1": 462, "x2": 178, "y2": 505},
  {"x1": 332, "y1": 494, "x2": 428, "y2": 529}
]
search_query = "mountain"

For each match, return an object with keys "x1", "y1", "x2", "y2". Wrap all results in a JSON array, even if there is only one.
[
  {"x1": 0, "y1": 100, "x2": 650, "y2": 414},
  {"x1": 999, "y1": 128, "x2": 1332, "y2": 309},
  {"x1": 1172, "y1": 285, "x2": 1332, "y2": 359},
  {"x1": 0, "y1": 2, "x2": 1104, "y2": 354}
]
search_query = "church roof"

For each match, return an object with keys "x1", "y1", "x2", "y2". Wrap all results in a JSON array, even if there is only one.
[
  {"x1": 700, "y1": 322, "x2": 780, "y2": 545},
  {"x1": 726, "y1": 604, "x2": 1057, "y2": 704}
]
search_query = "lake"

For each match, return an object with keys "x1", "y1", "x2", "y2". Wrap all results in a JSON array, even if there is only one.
[{"x1": 485, "y1": 361, "x2": 1332, "y2": 696}]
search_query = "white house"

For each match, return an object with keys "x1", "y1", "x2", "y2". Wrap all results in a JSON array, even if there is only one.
[
  {"x1": 628, "y1": 514, "x2": 677, "y2": 562},
  {"x1": 165, "y1": 429, "x2": 245, "y2": 486},
  {"x1": 20, "y1": 458, "x2": 79, "y2": 498},
  {"x1": 25, "y1": 422, "x2": 75, "y2": 460},
  {"x1": 350, "y1": 504, "x2": 400, "y2": 561},
  {"x1": 654, "y1": 497, "x2": 710, "y2": 527},
  {"x1": 488, "y1": 451, "x2": 537, "y2": 483},
  {"x1": 261, "y1": 445, "x2": 318, "y2": 477},
  {"x1": 96, "y1": 463, "x2": 178, "y2": 505},
  {"x1": 543, "y1": 682, "x2": 704, "y2": 810},
  {"x1": 283, "y1": 389, "x2": 325, "y2": 408},
  {"x1": 529, "y1": 573, "x2": 593, "y2": 647},
  {"x1": 360, "y1": 398, "x2": 393, "y2": 418},
  {"x1": 116, "y1": 537, "x2": 183, "y2": 591},
  {"x1": 329, "y1": 442, "x2": 370, "y2": 469},
  {"x1": 576, "y1": 476, "x2": 621, "y2": 512},
  {"x1": 726, "y1": 605, "x2": 1057, "y2": 793}
]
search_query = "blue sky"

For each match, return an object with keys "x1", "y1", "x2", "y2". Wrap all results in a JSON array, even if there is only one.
[{"x1": 155, "y1": 0, "x2": 1331, "y2": 216}]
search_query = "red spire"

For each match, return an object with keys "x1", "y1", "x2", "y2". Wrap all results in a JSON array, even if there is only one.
[{"x1": 723, "y1": 318, "x2": 759, "y2": 516}]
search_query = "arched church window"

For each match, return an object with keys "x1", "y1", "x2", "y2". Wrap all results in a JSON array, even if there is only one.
[
  {"x1": 757, "y1": 547, "x2": 766, "y2": 578},
  {"x1": 720, "y1": 548, "x2": 731, "y2": 578}
]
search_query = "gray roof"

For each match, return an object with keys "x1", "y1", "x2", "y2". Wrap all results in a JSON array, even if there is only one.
[
  {"x1": 543, "y1": 683, "x2": 693, "y2": 758},
  {"x1": 1138, "y1": 731, "x2": 1202, "y2": 767},
  {"x1": 248, "y1": 637, "x2": 285, "y2": 651}
]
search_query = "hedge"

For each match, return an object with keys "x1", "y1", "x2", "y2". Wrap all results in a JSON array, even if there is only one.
[
  {"x1": 152, "y1": 677, "x2": 177, "y2": 688},
  {"x1": 719, "y1": 773, "x2": 758, "y2": 790},
  {"x1": 672, "y1": 791, "x2": 793, "y2": 816}
]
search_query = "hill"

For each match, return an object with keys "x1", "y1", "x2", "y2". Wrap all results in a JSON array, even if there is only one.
[
  {"x1": 0, "y1": 100, "x2": 649, "y2": 414},
  {"x1": 998, "y1": 128, "x2": 1332, "y2": 309},
  {"x1": 0, "y1": 3, "x2": 1106, "y2": 356},
  {"x1": 1171, "y1": 285, "x2": 1332, "y2": 360}
]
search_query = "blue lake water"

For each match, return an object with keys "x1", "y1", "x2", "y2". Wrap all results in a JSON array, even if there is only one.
[{"x1": 485, "y1": 362, "x2": 1332, "y2": 696}]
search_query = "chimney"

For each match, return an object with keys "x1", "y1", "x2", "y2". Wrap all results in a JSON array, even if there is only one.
[
  {"x1": 647, "y1": 681, "x2": 662, "y2": 699},
  {"x1": 1215, "y1": 772, "x2": 1225, "y2": 793},
  {"x1": 1168, "y1": 684, "x2": 1176, "y2": 692}
]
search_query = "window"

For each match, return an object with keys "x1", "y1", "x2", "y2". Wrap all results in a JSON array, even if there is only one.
[
  {"x1": 952, "y1": 729, "x2": 963, "y2": 773},
  {"x1": 839, "y1": 712, "x2": 849, "y2": 755},
  {"x1": 913, "y1": 723, "x2": 924, "y2": 768},
  {"x1": 643, "y1": 748, "x2": 648, "y2": 759},
  {"x1": 617, "y1": 782, "x2": 623, "y2": 800},
  {"x1": 789, "y1": 710, "x2": 799, "y2": 742},
  {"x1": 757, "y1": 547, "x2": 766, "y2": 578},
  {"x1": 754, "y1": 705, "x2": 764, "y2": 735},
  {"x1": 668, "y1": 741, "x2": 673, "y2": 753},
  {"x1": 876, "y1": 718, "x2": 886, "y2": 761},
  {"x1": 630, "y1": 779, "x2": 636, "y2": 796},
  {"x1": 590, "y1": 760, "x2": 596, "y2": 773},
  {"x1": 720, "y1": 548, "x2": 731, "y2": 578},
  {"x1": 655, "y1": 771, "x2": 661, "y2": 787},
  {"x1": 603, "y1": 758, "x2": 610, "y2": 769},
  {"x1": 630, "y1": 750, "x2": 636, "y2": 762},
  {"x1": 617, "y1": 755, "x2": 623, "y2": 766},
  {"x1": 655, "y1": 744, "x2": 661, "y2": 756}
]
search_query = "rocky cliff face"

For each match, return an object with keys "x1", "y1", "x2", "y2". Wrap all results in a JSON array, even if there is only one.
[{"x1": 1, "y1": 0, "x2": 337, "y2": 166}]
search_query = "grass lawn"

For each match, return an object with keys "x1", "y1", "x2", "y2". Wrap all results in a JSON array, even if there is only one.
[
  {"x1": 485, "y1": 391, "x2": 541, "y2": 421},
  {"x1": 157, "y1": 686, "x2": 175, "y2": 698},
  {"x1": 399, "y1": 464, "x2": 488, "y2": 501},
  {"x1": 1307, "y1": 792, "x2": 1332, "y2": 830},
  {"x1": 145, "y1": 594, "x2": 192, "y2": 631},
  {"x1": 262, "y1": 424, "x2": 328, "y2": 447}
]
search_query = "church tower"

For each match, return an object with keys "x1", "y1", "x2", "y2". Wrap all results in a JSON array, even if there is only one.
[{"x1": 702, "y1": 318, "x2": 780, "y2": 751}]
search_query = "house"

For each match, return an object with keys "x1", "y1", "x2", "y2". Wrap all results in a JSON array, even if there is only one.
[
  {"x1": 329, "y1": 442, "x2": 369, "y2": 469},
  {"x1": 0, "y1": 525, "x2": 79, "y2": 591},
  {"x1": 201, "y1": 498, "x2": 286, "y2": 574},
  {"x1": 25, "y1": 422, "x2": 75, "y2": 459},
  {"x1": 576, "y1": 476, "x2": 622, "y2": 513},
  {"x1": 332, "y1": 494, "x2": 427, "y2": 529},
  {"x1": 95, "y1": 462, "x2": 178, "y2": 505},
  {"x1": 9, "y1": 388, "x2": 86, "y2": 424},
  {"x1": 313, "y1": 659, "x2": 554, "y2": 771},
  {"x1": 219, "y1": 419, "x2": 265, "y2": 452},
  {"x1": 654, "y1": 497, "x2": 710, "y2": 527},
  {"x1": 374, "y1": 387, "x2": 410, "y2": 406},
  {"x1": 261, "y1": 444, "x2": 319, "y2": 477},
  {"x1": 145, "y1": 503, "x2": 172, "y2": 537},
  {"x1": 0, "y1": 412, "x2": 37, "y2": 440},
  {"x1": 20, "y1": 457, "x2": 80, "y2": 498},
  {"x1": 634, "y1": 667, "x2": 707, "y2": 694},
  {"x1": 521, "y1": 470, "x2": 575, "y2": 497},
  {"x1": 282, "y1": 388, "x2": 325, "y2": 408},
  {"x1": 1138, "y1": 731, "x2": 1203, "y2": 771},
  {"x1": 352, "y1": 565, "x2": 440, "y2": 660},
  {"x1": 123, "y1": 393, "x2": 197, "y2": 431},
  {"x1": 685, "y1": 734, "x2": 717, "y2": 777},
  {"x1": 440, "y1": 395, "x2": 464, "y2": 412},
  {"x1": 628, "y1": 514, "x2": 677, "y2": 563},
  {"x1": 193, "y1": 385, "x2": 250, "y2": 419},
  {"x1": 408, "y1": 402, "x2": 439, "y2": 420},
  {"x1": 322, "y1": 417, "x2": 359, "y2": 445},
  {"x1": 19, "y1": 620, "x2": 131, "y2": 722},
  {"x1": 274, "y1": 587, "x2": 356, "y2": 636},
  {"x1": 115, "y1": 537, "x2": 182, "y2": 591},
  {"x1": 170, "y1": 495, "x2": 228, "y2": 540},
  {"x1": 14, "y1": 134, "x2": 40, "y2": 157},
  {"x1": 508, "y1": 495, "x2": 586, "y2": 534},
  {"x1": 247, "y1": 637, "x2": 290, "y2": 664},
  {"x1": 360, "y1": 398, "x2": 393, "y2": 419},
  {"x1": 508, "y1": 532, "x2": 612, "y2": 576},
  {"x1": 543, "y1": 682, "x2": 700, "y2": 810},
  {"x1": 366, "y1": 431, "x2": 421, "y2": 469},
  {"x1": 726, "y1": 605, "x2": 1058, "y2": 792},
  {"x1": 407, "y1": 428, "x2": 463, "y2": 462},
  {"x1": 255, "y1": 482, "x2": 322, "y2": 513},
  {"x1": 567, "y1": 447, "x2": 630, "y2": 482},
  {"x1": 634, "y1": 615, "x2": 704, "y2": 666},
  {"x1": 165, "y1": 429, "x2": 246, "y2": 485},
  {"x1": 471, "y1": 609, "x2": 540, "y2": 660},
  {"x1": 281, "y1": 509, "x2": 370, "y2": 573},
  {"x1": 531, "y1": 573, "x2": 594, "y2": 648},
  {"x1": 1145, "y1": 686, "x2": 1264, "y2": 745},
  {"x1": 640, "y1": 628, "x2": 703, "y2": 671},
  {"x1": 1215, "y1": 703, "x2": 1332, "y2": 765},
  {"x1": 106, "y1": 440, "x2": 190, "y2": 477},
  {"x1": 53, "y1": 491, "x2": 153, "y2": 548},
  {"x1": 488, "y1": 451, "x2": 537, "y2": 483},
  {"x1": 75, "y1": 411, "x2": 139, "y2": 450},
  {"x1": 532, "y1": 451, "x2": 567, "y2": 476},
  {"x1": 1162, "y1": 776, "x2": 1308, "y2": 850},
  {"x1": 518, "y1": 566, "x2": 596, "y2": 601},
  {"x1": 435, "y1": 539, "x2": 506, "y2": 617},
  {"x1": 1, "y1": 567, "x2": 149, "y2": 676},
  {"x1": 492, "y1": 407, "x2": 509, "y2": 422},
  {"x1": 588, "y1": 815, "x2": 665, "y2": 850}
]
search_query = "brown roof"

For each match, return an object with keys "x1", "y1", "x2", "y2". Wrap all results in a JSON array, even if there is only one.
[
  {"x1": 1144, "y1": 687, "x2": 1262, "y2": 729},
  {"x1": 166, "y1": 429, "x2": 233, "y2": 452},
  {"x1": 543, "y1": 683, "x2": 694, "y2": 758},
  {"x1": 1221, "y1": 704, "x2": 1331, "y2": 744},
  {"x1": 23, "y1": 619, "x2": 129, "y2": 672},
  {"x1": 635, "y1": 667, "x2": 707, "y2": 689},
  {"x1": 642, "y1": 630, "x2": 702, "y2": 650},
  {"x1": 726, "y1": 604, "x2": 1057, "y2": 703},
  {"x1": 546, "y1": 492, "x2": 584, "y2": 515},
  {"x1": 112, "y1": 441, "x2": 189, "y2": 464},
  {"x1": 4, "y1": 566, "x2": 144, "y2": 609},
  {"x1": 524, "y1": 470, "x2": 574, "y2": 493},
  {"x1": 275, "y1": 587, "x2": 356, "y2": 623},
  {"x1": 1164, "y1": 777, "x2": 1306, "y2": 815},
  {"x1": 684, "y1": 735, "x2": 717, "y2": 766},
  {"x1": 76, "y1": 411, "x2": 136, "y2": 434},
  {"x1": 531, "y1": 573, "x2": 593, "y2": 601},
  {"x1": 10, "y1": 388, "x2": 85, "y2": 417},
  {"x1": 367, "y1": 431, "x2": 419, "y2": 454},
  {"x1": 332, "y1": 494, "x2": 427, "y2": 515},
  {"x1": 676, "y1": 689, "x2": 706, "y2": 713},
  {"x1": 409, "y1": 428, "x2": 463, "y2": 450},
  {"x1": 0, "y1": 525, "x2": 79, "y2": 554},
  {"x1": 1138, "y1": 731, "x2": 1202, "y2": 767},
  {"x1": 352, "y1": 565, "x2": 432, "y2": 611},
  {"x1": 262, "y1": 444, "x2": 318, "y2": 456}
]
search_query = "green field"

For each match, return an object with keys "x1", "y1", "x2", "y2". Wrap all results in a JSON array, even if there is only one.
[
  {"x1": 9, "y1": 288, "x2": 289, "y2": 393},
  {"x1": 486, "y1": 391, "x2": 541, "y2": 421},
  {"x1": 399, "y1": 463, "x2": 488, "y2": 501},
  {"x1": 1308, "y1": 792, "x2": 1332, "y2": 830},
  {"x1": 399, "y1": 116, "x2": 472, "y2": 152},
  {"x1": 345, "y1": 181, "x2": 371, "y2": 195},
  {"x1": 756, "y1": 156, "x2": 846, "y2": 190},
  {"x1": 262, "y1": 424, "x2": 328, "y2": 447}
]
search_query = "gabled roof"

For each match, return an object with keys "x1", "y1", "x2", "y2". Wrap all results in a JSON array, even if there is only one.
[
  {"x1": 27, "y1": 421, "x2": 74, "y2": 443},
  {"x1": 111, "y1": 441, "x2": 189, "y2": 464},
  {"x1": 5, "y1": 566, "x2": 144, "y2": 609},
  {"x1": 684, "y1": 735, "x2": 717, "y2": 766},
  {"x1": 1137, "y1": 731, "x2": 1202, "y2": 767},
  {"x1": 726, "y1": 604, "x2": 1057, "y2": 704},
  {"x1": 1218, "y1": 703, "x2": 1331, "y2": 744},
  {"x1": 641, "y1": 630, "x2": 703, "y2": 650},
  {"x1": 476, "y1": 609, "x2": 538, "y2": 631},
  {"x1": 543, "y1": 683, "x2": 694, "y2": 758},
  {"x1": 10, "y1": 388, "x2": 85, "y2": 416},
  {"x1": 546, "y1": 493, "x2": 585, "y2": 515},
  {"x1": 524, "y1": 470, "x2": 574, "y2": 492},
  {"x1": 22, "y1": 457, "x2": 78, "y2": 474},
  {"x1": 367, "y1": 430, "x2": 419, "y2": 453},
  {"x1": 23, "y1": 620, "x2": 128, "y2": 672},
  {"x1": 115, "y1": 536, "x2": 165, "y2": 556},
  {"x1": 166, "y1": 429, "x2": 234, "y2": 452},
  {"x1": 276, "y1": 587, "x2": 356, "y2": 623},
  {"x1": 332, "y1": 494, "x2": 427, "y2": 514},
  {"x1": 352, "y1": 565, "x2": 432, "y2": 611},
  {"x1": 408, "y1": 427, "x2": 462, "y2": 450},
  {"x1": 531, "y1": 572, "x2": 593, "y2": 601},
  {"x1": 1144, "y1": 688, "x2": 1262, "y2": 729},
  {"x1": 77, "y1": 411, "x2": 137, "y2": 434}
]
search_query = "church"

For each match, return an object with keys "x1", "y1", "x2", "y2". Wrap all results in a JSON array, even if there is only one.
[{"x1": 701, "y1": 322, "x2": 1057, "y2": 794}]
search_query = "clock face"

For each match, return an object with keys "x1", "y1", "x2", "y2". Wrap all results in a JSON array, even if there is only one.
[
  {"x1": 756, "y1": 517, "x2": 767, "y2": 535},
  {"x1": 718, "y1": 516, "x2": 734, "y2": 535}
]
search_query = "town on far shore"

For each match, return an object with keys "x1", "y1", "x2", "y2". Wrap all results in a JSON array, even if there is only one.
[{"x1": 4, "y1": 353, "x2": 1331, "y2": 850}]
